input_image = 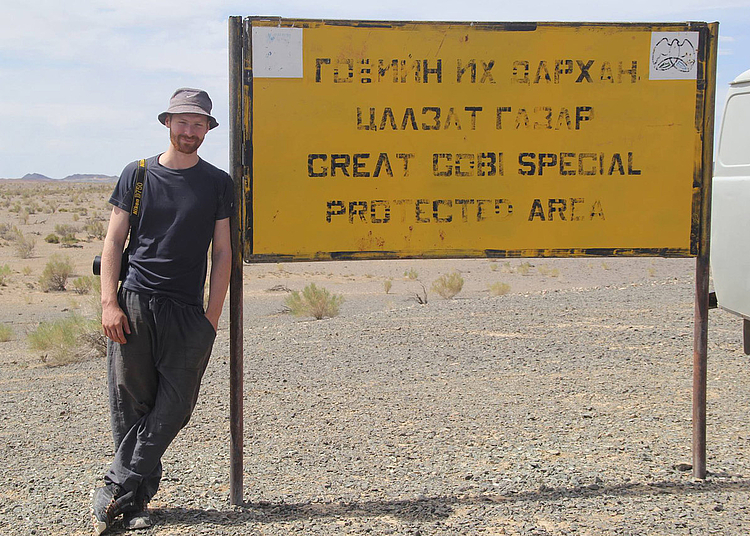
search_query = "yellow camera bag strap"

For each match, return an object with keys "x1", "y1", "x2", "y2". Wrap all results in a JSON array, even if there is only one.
[{"x1": 124, "y1": 158, "x2": 147, "y2": 253}]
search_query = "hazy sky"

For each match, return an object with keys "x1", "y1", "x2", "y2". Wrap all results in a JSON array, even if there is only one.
[{"x1": 1, "y1": 0, "x2": 747, "y2": 178}]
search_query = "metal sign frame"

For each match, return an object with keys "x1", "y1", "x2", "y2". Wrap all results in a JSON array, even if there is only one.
[{"x1": 228, "y1": 16, "x2": 717, "y2": 505}]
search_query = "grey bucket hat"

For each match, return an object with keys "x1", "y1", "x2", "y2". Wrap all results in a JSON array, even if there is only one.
[{"x1": 158, "y1": 88, "x2": 218, "y2": 130}]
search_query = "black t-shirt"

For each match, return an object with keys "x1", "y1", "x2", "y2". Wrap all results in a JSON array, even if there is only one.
[{"x1": 109, "y1": 155, "x2": 233, "y2": 306}]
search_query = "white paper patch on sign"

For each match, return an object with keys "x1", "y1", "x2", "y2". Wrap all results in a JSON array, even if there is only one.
[
  {"x1": 252, "y1": 27, "x2": 303, "y2": 78},
  {"x1": 649, "y1": 32, "x2": 700, "y2": 80}
]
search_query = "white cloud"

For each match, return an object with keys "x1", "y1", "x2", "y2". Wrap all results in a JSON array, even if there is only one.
[{"x1": 1, "y1": 0, "x2": 750, "y2": 177}]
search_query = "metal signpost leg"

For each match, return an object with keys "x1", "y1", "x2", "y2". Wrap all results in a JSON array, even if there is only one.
[
  {"x1": 692, "y1": 22, "x2": 718, "y2": 481},
  {"x1": 228, "y1": 16, "x2": 245, "y2": 506},
  {"x1": 693, "y1": 256, "x2": 709, "y2": 479}
]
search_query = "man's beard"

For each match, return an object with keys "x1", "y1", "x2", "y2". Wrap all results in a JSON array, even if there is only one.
[{"x1": 170, "y1": 129, "x2": 204, "y2": 155}]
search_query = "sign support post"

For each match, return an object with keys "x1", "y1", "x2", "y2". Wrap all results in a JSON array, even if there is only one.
[
  {"x1": 693, "y1": 22, "x2": 718, "y2": 480},
  {"x1": 228, "y1": 15, "x2": 245, "y2": 505}
]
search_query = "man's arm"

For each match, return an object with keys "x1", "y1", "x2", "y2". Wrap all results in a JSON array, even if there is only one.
[
  {"x1": 101, "y1": 206, "x2": 131, "y2": 344},
  {"x1": 204, "y1": 217, "x2": 232, "y2": 331}
]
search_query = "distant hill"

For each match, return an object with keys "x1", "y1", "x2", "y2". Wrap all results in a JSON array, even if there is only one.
[
  {"x1": 20, "y1": 173, "x2": 52, "y2": 181},
  {"x1": 1, "y1": 173, "x2": 118, "y2": 183},
  {"x1": 61, "y1": 174, "x2": 118, "y2": 183}
]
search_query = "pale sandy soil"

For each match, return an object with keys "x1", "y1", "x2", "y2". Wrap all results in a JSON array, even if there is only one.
[
  {"x1": 4, "y1": 180, "x2": 750, "y2": 536},
  {"x1": 0, "y1": 180, "x2": 704, "y2": 369}
]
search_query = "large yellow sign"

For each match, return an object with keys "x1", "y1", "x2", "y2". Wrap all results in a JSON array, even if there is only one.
[{"x1": 244, "y1": 19, "x2": 716, "y2": 261}]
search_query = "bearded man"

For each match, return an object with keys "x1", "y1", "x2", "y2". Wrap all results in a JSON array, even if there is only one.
[{"x1": 92, "y1": 88, "x2": 233, "y2": 534}]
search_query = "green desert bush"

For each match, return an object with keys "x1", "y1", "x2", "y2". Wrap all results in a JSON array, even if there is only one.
[
  {"x1": 431, "y1": 270, "x2": 464, "y2": 299},
  {"x1": 40, "y1": 253, "x2": 74, "y2": 291},
  {"x1": 489, "y1": 282, "x2": 511, "y2": 297},
  {"x1": 71, "y1": 276, "x2": 94, "y2": 295},
  {"x1": 55, "y1": 224, "x2": 79, "y2": 245},
  {"x1": 516, "y1": 262, "x2": 532, "y2": 276},
  {"x1": 404, "y1": 268, "x2": 418, "y2": 280},
  {"x1": 0, "y1": 223, "x2": 17, "y2": 241},
  {"x1": 84, "y1": 220, "x2": 106, "y2": 240},
  {"x1": 0, "y1": 324, "x2": 13, "y2": 342},
  {"x1": 14, "y1": 232, "x2": 35, "y2": 258},
  {"x1": 27, "y1": 313, "x2": 103, "y2": 365},
  {"x1": 383, "y1": 279, "x2": 393, "y2": 294},
  {"x1": 537, "y1": 264, "x2": 560, "y2": 278},
  {"x1": 45, "y1": 233, "x2": 60, "y2": 244},
  {"x1": 0, "y1": 264, "x2": 11, "y2": 286},
  {"x1": 285, "y1": 283, "x2": 344, "y2": 320}
]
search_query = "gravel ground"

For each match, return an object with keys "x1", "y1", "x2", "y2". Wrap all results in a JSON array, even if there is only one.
[{"x1": 2, "y1": 258, "x2": 750, "y2": 535}]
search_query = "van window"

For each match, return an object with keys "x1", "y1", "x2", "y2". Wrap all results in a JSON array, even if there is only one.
[{"x1": 719, "y1": 93, "x2": 750, "y2": 166}]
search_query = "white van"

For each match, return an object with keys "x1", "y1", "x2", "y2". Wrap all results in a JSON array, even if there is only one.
[{"x1": 710, "y1": 68, "x2": 750, "y2": 351}]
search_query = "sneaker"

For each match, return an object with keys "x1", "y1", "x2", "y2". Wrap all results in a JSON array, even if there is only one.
[
  {"x1": 123, "y1": 494, "x2": 152, "y2": 530},
  {"x1": 91, "y1": 483, "x2": 135, "y2": 535}
]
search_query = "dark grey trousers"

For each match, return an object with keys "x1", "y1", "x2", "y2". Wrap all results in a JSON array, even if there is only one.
[{"x1": 104, "y1": 288, "x2": 216, "y2": 499}]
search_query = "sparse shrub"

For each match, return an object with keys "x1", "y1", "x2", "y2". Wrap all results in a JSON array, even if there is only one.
[
  {"x1": 414, "y1": 283, "x2": 428, "y2": 305},
  {"x1": 284, "y1": 283, "x2": 343, "y2": 320},
  {"x1": 27, "y1": 313, "x2": 103, "y2": 365},
  {"x1": 489, "y1": 262, "x2": 498, "y2": 272},
  {"x1": 0, "y1": 324, "x2": 13, "y2": 342},
  {"x1": 0, "y1": 223, "x2": 17, "y2": 241},
  {"x1": 72, "y1": 276, "x2": 94, "y2": 295},
  {"x1": 90, "y1": 276, "x2": 102, "y2": 314},
  {"x1": 18, "y1": 209, "x2": 29, "y2": 224},
  {"x1": 404, "y1": 268, "x2": 418, "y2": 280},
  {"x1": 537, "y1": 264, "x2": 560, "y2": 278},
  {"x1": 40, "y1": 253, "x2": 74, "y2": 291},
  {"x1": 56, "y1": 223, "x2": 80, "y2": 247},
  {"x1": 517, "y1": 262, "x2": 532, "y2": 276},
  {"x1": 60, "y1": 236, "x2": 79, "y2": 248},
  {"x1": 22, "y1": 266, "x2": 32, "y2": 276},
  {"x1": 383, "y1": 279, "x2": 393, "y2": 294},
  {"x1": 45, "y1": 233, "x2": 60, "y2": 244},
  {"x1": 72, "y1": 213, "x2": 80, "y2": 222},
  {"x1": 55, "y1": 224, "x2": 78, "y2": 243},
  {"x1": 431, "y1": 270, "x2": 464, "y2": 299},
  {"x1": 489, "y1": 282, "x2": 511, "y2": 297},
  {"x1": 647, "y1": 267, "x2": 656, "y2": 278},
  {"x1": 14, "y1": 233, "x2": 35, "y2": 258},
  {"x1": 500, "y1": 261, "x2": 514, "y2": 274},
  {"x1": 601, "y1": 262, "x2": 610, "y2": 271},
  {"x1": 84, "y1": 220, "x2": 106, "y2": 240},
  {"x1": 0, "y1": 265, "x2": 11, "y2": 285}
]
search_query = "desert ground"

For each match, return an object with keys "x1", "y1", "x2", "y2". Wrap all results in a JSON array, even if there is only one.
[{"x1": 2, "y1": 180, "x2": 750, "y2": 535}]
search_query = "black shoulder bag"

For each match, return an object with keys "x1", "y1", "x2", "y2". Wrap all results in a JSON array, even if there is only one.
[{"x1": 92, "y1": 159, "x2": 146, "y2": 280}]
